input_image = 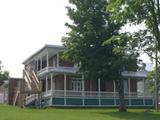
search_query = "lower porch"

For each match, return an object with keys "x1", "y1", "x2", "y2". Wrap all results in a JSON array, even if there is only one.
[
  {"x1": 26, "y1": 72, "x2": 154, "y2": 107},
  {"x1": 42, "y1": 90, "x2": 154, "y2": 107}
]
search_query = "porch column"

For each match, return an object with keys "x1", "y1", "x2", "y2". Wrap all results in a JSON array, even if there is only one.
[
  {"x1": 113, "y1": 80, "x2": 116, "y2": 106},
  {"x1": 50, "y1": 73, "x2": 53, "y2": 106},
  {"x1": 143, "y1": 78, "x2": 145, "y2": 105},
  {"x1": 64, "y1": 74, "x2": 67, "y2": 105},
  {"x1": 57, "y1": 53, "x2": 59, "y2": 67},
  {"x1": 82, "y1": 74, "x2": 85, "y2": 106},
  {"x1": 128, "y1": 78, "x2": 131, "y2": 106},
  {"x1": 46, "y1": 76, "x2": 48, "y2": 92},
  {"x1": 46, "y1": 51, "x2": 49, "y2": 68},
  {"x1": 98, "y1": 78, "x2": 101, "y2": 106}
]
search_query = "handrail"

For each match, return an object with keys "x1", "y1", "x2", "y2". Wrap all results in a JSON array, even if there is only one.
[
  {"x1": 25, "y1": 94, "x2": 37, "y2": 105},
  {"x1": 31, "y1": 73, "x2": 39, "y2": 90},
  {"x1": 24, "y1": 76, "x2": 31, "y2": 90},
  {"x1": 23, "y1": 70, "x2": 41, "y2": 91},
  {"x1": 24, "y1": 70, "x2": 32, "y2": 83},
  {"x1": 32, "y1": 70, "x2": 40, "y2": 84},
  {"x1": 13, "y1": 90, "x2": 20, "y2": 106}
]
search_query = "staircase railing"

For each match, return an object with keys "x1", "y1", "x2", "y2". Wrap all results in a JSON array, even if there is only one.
[
  {"x1": 23, "y1": 70, "x2": 41, "y2": 92},
  {"x1": 13, "y1": 90, "x2": 20, "y2": 106},
  {"x1": 20, "y1": 70, "x2": 42, "y2": 106}
]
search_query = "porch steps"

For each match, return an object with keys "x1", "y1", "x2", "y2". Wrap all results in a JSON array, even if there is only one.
[{"x1": 14, "y1": 70, "x2": 42, "y2": 107}]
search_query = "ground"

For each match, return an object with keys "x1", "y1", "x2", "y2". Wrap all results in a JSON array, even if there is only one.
[{"x1": 0, "y1": 104, "x2": 160, "y2": 120}]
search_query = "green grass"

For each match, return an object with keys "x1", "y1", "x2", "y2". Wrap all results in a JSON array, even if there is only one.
[{"x1": 0, "y1": 104, "x2": 160, "y2": 120}]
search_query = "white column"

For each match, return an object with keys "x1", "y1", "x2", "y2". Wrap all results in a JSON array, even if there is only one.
[
  {"x1": 82, "y1": 74, "x2": 85, "y2": 106},
  {"x1": 143, "y1": 78, "x2": 145, "y2": 105},
  {"x1": 98, "y1": 78, "x2": 101, "y2": 106},
  {"x1": 128, "y1": 78, "x2": 131, "y2": 106},
  {"x1": 113, "y1": 80, "x2": 116, "y2": 106},
  {"x1": 46, "y1": 76, "x2": 48, "y2": 92},
  {"x1": 50, "y1": 73, "x2": 53, "y2": 106},
  {"x1": 57, "y1": 53, "x2": 59, "y2": 67},
  {"x1": 46, "y1": 51, "x2": 49, "y2": 68},
  {"x1": 64, "y1": 74, "x2": 66, "y2": 105},
  {"x1": 53, "y1": 77, "x2": 55, "y2": 92}
]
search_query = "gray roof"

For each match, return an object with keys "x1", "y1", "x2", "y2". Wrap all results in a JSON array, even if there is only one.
[
  {"x1": 122, "y1": 71, "x2": 148, "y2": 78},
  {"x1": 22, "y1": 44, "x2": 65, "y2": 64}
]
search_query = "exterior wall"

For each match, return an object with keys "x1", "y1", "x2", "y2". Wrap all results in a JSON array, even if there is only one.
[
  {"x1": 49, "y1": 55, "x2": 57, "y2": 67},
  {"x1": 0, "y1": 85, "x2": 8, "y2": 104},
  {"x1": 41, "y1": 79, "x2": 46, "y2": 92},
  {"x1": 8, "y1": 78, "x2": 22, "y2": 105},
  {"x1": 84, "y1": 79, "x2": 97, "y2": 91},
  {"x1": 84, "y1": 79, "x2": 90, "y2": 91},
  {"x1": 54, "y1": 75, "x2": 80, "y2": 91},
  {"x1": 25, "y1": 60, "x2": 35, "y2": 71},
  {"x1": 130, "y1": 79, "x2": 137, "y2": 92},
  {"x1": 42, "y1": 74, "x2": 138, "y2": 93},
  {"x1": 84, "y1": 79, "x2": 114, "y2": 92},
  {"x1": 55, "y1": 75, "x2": 64, "y2": 90},
  {"x1": 66, "y1": 76, "x2": 72, "y2": 90},
  {"x1": 105, "y1": 81, "x2": 114, "y2": 92}
]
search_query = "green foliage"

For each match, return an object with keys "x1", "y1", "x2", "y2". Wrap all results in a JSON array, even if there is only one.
[
  {"x1": 0, "y1": 71, "x2": 9, "y2": 85},
  {"x1": 108, "y1": 0, "x2": 160, "y2": 53},
  {"x1": 107, "y1": 1, "x2": 160, "y2": 110},
  {"x1": 147, "y1": 67, "x2": 160, "y2": 92},
  {"x1": 0, "y1": 61, "x2": 9, "y2": 85},
  {"x1": 63, "y1": 0, "x2": 139, "y2": 81},
  {"x1": 63, "y1": 0, "x2": 140, "y2": 112}
]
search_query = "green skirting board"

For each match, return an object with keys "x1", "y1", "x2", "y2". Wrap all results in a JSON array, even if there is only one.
[{"x1": 49, "y1": 98, "x2": 153, "y2": 106}]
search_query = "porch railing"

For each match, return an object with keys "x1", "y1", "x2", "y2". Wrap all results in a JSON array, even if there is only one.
[
  {"x1": 25, "y1": 90, "x2": 154, "y2": 106},
  {"x1": 42, "y1": 90, "x2": 154, "y2": 99}
]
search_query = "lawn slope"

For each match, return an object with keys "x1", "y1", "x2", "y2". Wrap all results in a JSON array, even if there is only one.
[{"x1": 0, "y1": 104, "x2": 160, "y2": 120}]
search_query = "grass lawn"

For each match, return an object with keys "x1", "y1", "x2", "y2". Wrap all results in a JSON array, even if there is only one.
[{"x1": 0, "y1": 104, "x2": 160, "y2": 120}]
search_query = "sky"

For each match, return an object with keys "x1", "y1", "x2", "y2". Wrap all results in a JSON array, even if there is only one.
[
  {"x1": 0, "y1": 0, "x2": 151, "y2": 78},
  {"x1": 0, "y1": 0, "x2": 70, "y2": 77}
]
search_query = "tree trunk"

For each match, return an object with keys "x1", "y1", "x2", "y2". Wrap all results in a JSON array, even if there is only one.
[
  {"x1": 149, "y1": 0, "x2": 160, "y2": 111},
  {"x1": 117, "y1": 79, "x2": 127, "y2": 112}
]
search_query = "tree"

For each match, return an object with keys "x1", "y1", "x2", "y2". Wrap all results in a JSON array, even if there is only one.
[
  {"x1": 103, "y1": 34, "x2": 139, "y2": 111},
  {"x1": 62, "y1": 0, "x2": 139, "y2": 112},
  {"x1": 0, "y1": 61, "x2": 9, "y2": 85},
  {"x1": 147, "y1": 68, "x2": 160, "y2": 92},
  {"x1": 107, "y1": 0, "x2": 160, "y2": 111}
]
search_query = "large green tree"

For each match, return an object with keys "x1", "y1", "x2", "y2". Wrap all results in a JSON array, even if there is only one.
[
  {"x1": 63, "y1": 0, "x2": 139, "y2": 111},
  {"x1": 107, "y1": 0, "x2": 160, "y2": 111}
]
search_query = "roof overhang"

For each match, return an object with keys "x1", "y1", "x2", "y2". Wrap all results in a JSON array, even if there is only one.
[
  {"x1": 22, "y1": 44, "x2": 65, "y2": 65},
  {"x1": 122, "y1": 71, "x2": 148, "y2": 78}
]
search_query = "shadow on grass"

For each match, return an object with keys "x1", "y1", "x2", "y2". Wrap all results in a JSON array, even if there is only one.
[{"x1": 97, "y1": 110, "x2": 160, "y2": 120}]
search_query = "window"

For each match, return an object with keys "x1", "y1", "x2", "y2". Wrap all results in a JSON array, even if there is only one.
[{"x1": 71, "y1": 78, "x2": 82, "y2": 91}]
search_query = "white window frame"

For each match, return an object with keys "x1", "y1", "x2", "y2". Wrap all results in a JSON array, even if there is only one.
[{"x1": 71, "y1": 77, "x2": 82, "y2": 91}]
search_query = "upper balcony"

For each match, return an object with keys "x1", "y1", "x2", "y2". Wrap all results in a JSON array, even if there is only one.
[
  {"x1": 23, "y1": 45, "x2": 79, "y2": 77},
  {"x1": 23, "y1": 44, "x2": 148, "y2": 79}
]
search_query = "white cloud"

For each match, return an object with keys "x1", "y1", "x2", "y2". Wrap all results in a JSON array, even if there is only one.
[{"x1": 0, "y1": 0, "x2": 70, "y2": 77}]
